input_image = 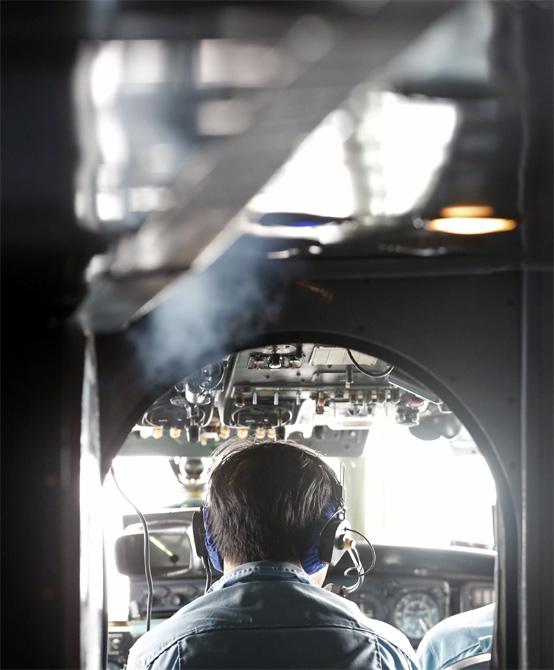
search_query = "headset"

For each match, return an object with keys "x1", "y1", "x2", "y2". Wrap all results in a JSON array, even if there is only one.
[{"x1": 191, "y1": 449, "x2": 376, "y2": 595}]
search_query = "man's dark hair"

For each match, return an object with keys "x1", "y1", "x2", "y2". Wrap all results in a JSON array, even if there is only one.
[{"x1": 207, "y1": 441, "x2": 343, "y2": 566}]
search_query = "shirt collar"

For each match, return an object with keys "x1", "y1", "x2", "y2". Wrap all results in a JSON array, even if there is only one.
[{"x1": 208, "y1": 561, "x2": 313, "y2": 592}]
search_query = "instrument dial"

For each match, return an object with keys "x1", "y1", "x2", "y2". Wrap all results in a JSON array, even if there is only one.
[{"x1": 392, "y1": 592, "x2": 440, "y2": 640}]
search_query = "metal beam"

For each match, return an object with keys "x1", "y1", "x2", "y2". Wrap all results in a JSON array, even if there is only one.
[{"x1": 81, "y1": 1, "x2": 457, "y2": 331}]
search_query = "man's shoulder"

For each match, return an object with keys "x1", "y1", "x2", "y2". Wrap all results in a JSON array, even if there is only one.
[
  {"x1": 127, "y1": 629, "x2": 181, "y2": 670},
  {"x1": 417, "y1": 604, "x2": 495, "y2": 670},
  {"x1": 126, "y1": 592, "x2": 228, "y2": 668},
  {"x1": 127, "y1": 581, "x2": 417, "y2": 669},
  {"x1": 318, "y1": 588, "x2": 415, "y2": 656},
  {"x1": 125, "y1": 613, "x2": 191, "y2": 669},
  {"x1": 438, "y1": 603, "x2": 494, "y2": 628},
  {"x1": 364, "y1": 617, "x2": 418, "y2": 661},
  {"x1": 292, "y1": 585, "x2": 417, "y2": 666},
  {"x1": 421, "y1": 603, "x2": 495, "y2": 646}
]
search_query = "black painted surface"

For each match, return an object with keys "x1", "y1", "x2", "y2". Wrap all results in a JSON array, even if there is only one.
[{"x1": 1, "y1": 3, "x2": 98, "y2": 667}]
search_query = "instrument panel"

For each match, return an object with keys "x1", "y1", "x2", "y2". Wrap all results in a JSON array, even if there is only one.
[
  {"x1": 336, "y1": 577, "x2": 449, "y2": 645},
  {"x1": 111, "y1": 571, "x2": 492, "y2": 668},
  {"x1": 110, "y1": 540, "x2": 495, "y2": 668},
  {"x1": 129, "y1": 578, "x2": 205, "y2": 617},
  {"x1": 110, "y1": 571, "x2": 489, "y2": 669},
  {"x1": 115, "y1": 516, "x2": 495, "y2": 655},
  {"x1": 128, "y1": 574, "x2": 449, "y2": 644},
  {"x1": 460, "y1": 581, "x2": 495, "y2": 611},
  {"x1": 124, "y1": 343, "x2": 454, "y2": 456},
  {"x1": 126, "y1": 573, "x2": 454, "y2": 646}
]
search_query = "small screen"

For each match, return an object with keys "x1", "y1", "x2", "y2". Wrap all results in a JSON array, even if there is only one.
[{"x1": 147, "y1": 532, "x2": 192, "y2": 571}]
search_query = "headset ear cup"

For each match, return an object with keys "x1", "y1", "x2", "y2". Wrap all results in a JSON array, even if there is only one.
[
  {"x1": 192, "y1": 510, "x2": 208, "y2": 560},
  {"x1": 319, "y1": 518, "x2": 340, "y2": 563},
  {"x1": 201, "y1": 507, "x2": 224, "y2": 573},
  {"x1": 192, "y1": 509, "x2": 223, "y2": 572},
  {"x1": 319, "y1": 517, "x2": 349, "y2": 565}
]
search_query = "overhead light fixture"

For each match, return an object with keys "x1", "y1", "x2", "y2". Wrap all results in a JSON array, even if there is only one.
[
  {"x1": 425, "y1": 204, "x2": 517, "y2": 235},
  {"x1": 439, "y1": 205, "x2": 494, "y2": 218}
]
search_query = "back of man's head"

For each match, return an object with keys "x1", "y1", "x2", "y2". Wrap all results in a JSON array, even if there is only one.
[{"x1": 207, "y1": 441, "x2": 342, "y2": 566}]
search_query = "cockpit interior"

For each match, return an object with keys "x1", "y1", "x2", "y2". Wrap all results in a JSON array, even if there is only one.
[
  {"x1": 2, "y1": 1, "x2": 552, "y2": 669},
  {"x1": 104, "y1": 343, "x2": 496, "y2": 668}
]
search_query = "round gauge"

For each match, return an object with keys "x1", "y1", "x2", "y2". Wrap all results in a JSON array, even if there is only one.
[{"x1": 392, "y1": 592, "x2": 440, "y2": 641}]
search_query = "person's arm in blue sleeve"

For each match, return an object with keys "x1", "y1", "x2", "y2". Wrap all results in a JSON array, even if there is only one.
[{"x1": 417, "y1": 629, "x2": 442, "y2": 670}]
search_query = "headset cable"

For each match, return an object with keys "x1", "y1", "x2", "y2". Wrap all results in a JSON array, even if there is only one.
[
  {"x1": 110, "y1": 466, "x2": 154, "y2": 632},
  {"x1": 341, "y1": 528, "x2": 377, "y2": 594}
]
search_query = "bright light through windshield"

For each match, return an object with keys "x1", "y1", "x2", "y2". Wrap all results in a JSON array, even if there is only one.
[{"x1": 350, "y1": 417, "x2": 496, "y2": 549}]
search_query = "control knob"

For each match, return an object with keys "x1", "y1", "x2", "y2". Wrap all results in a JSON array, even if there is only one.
[{"x1": 170, "y1": 593, "x2": 189, "y2": 607}]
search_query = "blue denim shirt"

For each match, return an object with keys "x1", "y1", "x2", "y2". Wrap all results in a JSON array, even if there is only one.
[
  {"x1": 127, "y1": 561, "x2": 418, "y2": 670},
  {"x1": 417, "y1": 604, "x2": 494, "y2": 670}
]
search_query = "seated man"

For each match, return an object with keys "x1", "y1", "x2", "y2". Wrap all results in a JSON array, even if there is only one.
[
  {"x1": 417, "y1": 603, "x2": 494, "y2": 670},
  {"x1": 127, "y1": 441, "x2": 418, "y2": 669}
]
